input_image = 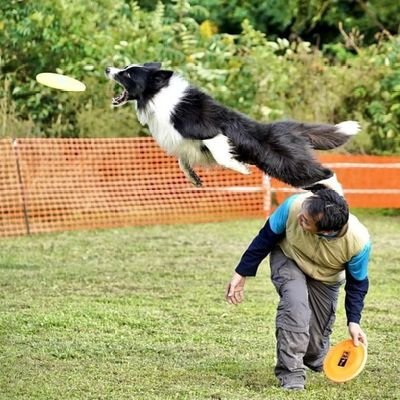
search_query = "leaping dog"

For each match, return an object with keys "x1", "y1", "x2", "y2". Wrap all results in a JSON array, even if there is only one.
[{"x1": 105, "y1": 62, "x2": 359, "y2": 193}]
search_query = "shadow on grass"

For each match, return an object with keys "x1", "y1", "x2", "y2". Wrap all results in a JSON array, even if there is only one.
[
  {"x1": 207, "y1": 359, "x2": 278, "y2": 392},
  {"x1": 0, "y1": 262, "x2": 41, "y2": 270}
]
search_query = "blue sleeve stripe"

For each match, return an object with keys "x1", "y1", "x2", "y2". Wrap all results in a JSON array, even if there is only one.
[
  {"x1": 269, "y1": 195, "x2": 299, "y2": 234},
  {"x1": 347, "y1": 241, "x2": 371, "y2": 280}
]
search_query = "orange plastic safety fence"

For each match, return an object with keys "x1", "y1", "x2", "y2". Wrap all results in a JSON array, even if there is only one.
[
  {"x1": 0, "y1": 140, "x2": 27, "y2": 236},
  {"x1": 270, "y1": 154, "x2": 400, "y2": 208},
  {"x1": 0, "y1": 138, "x2": 265, "y2": 237},
  {"x1": 0, "y1": 138, "x2": 399, "y2": 237}
]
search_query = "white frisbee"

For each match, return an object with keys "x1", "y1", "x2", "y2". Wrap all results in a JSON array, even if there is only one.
[{"x1": 36, "y1": 72, "x2": 86, "y2": 92}]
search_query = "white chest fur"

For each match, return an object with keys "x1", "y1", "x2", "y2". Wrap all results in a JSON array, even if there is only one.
[{"x1": 136, "y1": 74, "x2": 189, "y2": 156}]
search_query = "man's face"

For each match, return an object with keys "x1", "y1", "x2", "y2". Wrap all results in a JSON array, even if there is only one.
[{"x1": 297, "y1": 205, "x2": 320, "y2": 234}]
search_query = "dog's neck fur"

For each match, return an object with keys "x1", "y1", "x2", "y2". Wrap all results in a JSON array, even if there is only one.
[
  {"x1": 136, "y1": 74, "x2": 188, "y2": 126},
  {"x1": 135, "y1": 74, "x2": 191, "y2": 155}
]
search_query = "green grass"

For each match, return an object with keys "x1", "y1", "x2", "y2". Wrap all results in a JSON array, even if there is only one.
[{"x1": 1, "y1": 212, "x2": 399, "y2": 399}]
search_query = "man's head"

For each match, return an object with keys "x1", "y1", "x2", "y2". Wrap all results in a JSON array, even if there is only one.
[{"x1": 297, "y1": 189, "x2": 349, "y2": 235}]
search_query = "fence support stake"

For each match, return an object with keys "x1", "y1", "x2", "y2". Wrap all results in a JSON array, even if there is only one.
[{"x1": 12, "y1": 139, "x2": 30, "y2": 235}]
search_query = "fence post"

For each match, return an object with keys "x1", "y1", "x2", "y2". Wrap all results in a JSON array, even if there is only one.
[
  {"x1": 12, "y1": 139, "x2": 30, "y2": 235},
  {"x1": 262, "y1": 174, "x2": 271, "y2": 218}
]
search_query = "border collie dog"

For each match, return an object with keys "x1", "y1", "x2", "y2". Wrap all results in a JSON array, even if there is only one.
[{"x1": 105, "y1": 62, "x2": 359, "y2": 192}]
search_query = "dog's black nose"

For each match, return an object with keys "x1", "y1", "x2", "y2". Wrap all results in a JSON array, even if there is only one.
[{"x1": 105, "y1": 67, "x2": 111, "y2": 74}]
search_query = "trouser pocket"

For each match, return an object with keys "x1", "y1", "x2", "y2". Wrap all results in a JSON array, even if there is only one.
[
  {"x1": 270, "y1": 247, "x2": 305, "y2": 294},
  {"x1": 270, "y1": 247, "x2": 310, "y2": 333},
  {"x1": 323, "y1": 304, "x2": 337, "y2": 337},
  {"x1": 305, "y1": 284, "x2": 340, "y2": 367}
]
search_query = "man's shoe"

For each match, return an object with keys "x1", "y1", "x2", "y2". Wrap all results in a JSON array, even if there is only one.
[
  {"x1": 282, "y1": 383, "x2": 305, "y2": 391},
  {"x1": 305, "y1": 364, "x2": 323, "y2": 373}
]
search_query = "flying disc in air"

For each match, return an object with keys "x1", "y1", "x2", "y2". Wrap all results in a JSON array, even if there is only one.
[
  {"x1": 323, "y1": 339, "x2": 367, "y2": 383},
  {"x1": 36, "y1": 73, "x2": 86, "y2": 92}
]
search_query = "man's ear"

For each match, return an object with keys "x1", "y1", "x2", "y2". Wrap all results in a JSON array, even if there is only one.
[
  {"x1": 143, "y1": 62, "x2": 162, "y2": 70},
  {"x1": 152, "y1": 70, "x2": 173, "y2": 89}
]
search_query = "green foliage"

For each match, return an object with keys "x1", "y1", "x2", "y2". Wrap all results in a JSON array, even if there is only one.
[
  {"x1": 323, "y1": 34, "x2": 400, "y2": 154},
  {"x1": 0, "y1": 0, "x2": 399, "y2": 153},
  {"x1": 186, "y1": 0, "x2": 298, "y2": 36},
  {"x1": 181, "y1": 0, "x2": 400, "y2": 44},
  {"x1": 0, "y1": 0, "x2": 121, "y2": 137},
  {"x1": 320, "y1": 0, "x2": 400, "y2": 43},
  {"x1": 350, "y1": 37, "x2": 400, "y2": 153}
]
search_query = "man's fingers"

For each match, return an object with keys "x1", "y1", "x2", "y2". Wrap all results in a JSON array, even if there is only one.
[
  {"x1": 225, "y1": 273, "x2": 246, "y2": 305},
  {"x1": 359, "y1": 332, "x2": 368, "y2": 347},
  {"x1": 234, "y1": 290, "x2": 244, "y2": 303},
  {"x1": 225, "y1": 283, "x2": 231, "y2": 300},
  {"x1": 230, "y1": 290, "x2": 244, "y2": 305},
  {"x1": 348, "y1": 323, "x2": 367, "y2": 348},
  {"x1": 225, "y1": 283, "x2": 244, "y2": 305},
  {"x1": 225, "y1": 283, "x2": 236, "y2": 304}
]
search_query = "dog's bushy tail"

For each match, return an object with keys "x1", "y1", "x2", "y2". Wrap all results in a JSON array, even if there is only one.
[{"x1": 295, "y1": 120, "x2": 360, "y2": 150}]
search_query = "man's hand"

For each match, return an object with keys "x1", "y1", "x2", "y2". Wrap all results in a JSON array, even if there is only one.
[
  {"x1": 225, "y1": 272, "x2": 246, "y2": 305},
  {"x1": 348, "y1": 322, "x2": 368, "y2": 347}
]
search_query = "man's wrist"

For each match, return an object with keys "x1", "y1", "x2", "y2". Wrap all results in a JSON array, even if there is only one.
[
  {"x1": 235, "y1": 266, "x2": 255, "y2": 277},
  {"x1": 348, "y1": 321, "x2": 360, "y2": 327},
  {"x1": 347, "y1": 316, "x2": 361, "y2": 325}
]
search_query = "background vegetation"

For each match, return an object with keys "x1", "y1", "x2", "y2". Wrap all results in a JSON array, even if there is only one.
[
  {"x1": 0, "y1": 0, "x2": 399, "y2": 154},
  {"x1": 1, "y1": 212, "x2": 399, "y2": 399}
]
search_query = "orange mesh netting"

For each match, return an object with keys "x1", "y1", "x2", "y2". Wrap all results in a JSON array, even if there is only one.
[
  {"x1": 0, "y1": 138, "x2": 265, "y2": 236},
  {"x1": 270, "y1": 154, "x2": 400, "y2": 208},
  {"x1": 0, "y1": 138, "x2": 399, "y2": 237}
]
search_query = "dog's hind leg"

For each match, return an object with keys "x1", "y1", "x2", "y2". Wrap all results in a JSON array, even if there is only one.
[
  {"x1": 202, "y1": 134, "x2": 250, "y2": 175},
  {"x1": 179, "y1": 158, "x2": 203, "y2": 187}
]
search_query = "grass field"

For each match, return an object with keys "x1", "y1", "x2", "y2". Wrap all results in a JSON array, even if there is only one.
[{"x1": 1, "y1": 211, "x2": 399, "y2": 399}]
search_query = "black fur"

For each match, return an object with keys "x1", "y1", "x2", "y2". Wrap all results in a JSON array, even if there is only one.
[
  {"x1": 171, "y1": 87, "x2": 337, "y2": 187},
  {"x1": 105, "y1": 62, "x2": 357, "y2": 189}
]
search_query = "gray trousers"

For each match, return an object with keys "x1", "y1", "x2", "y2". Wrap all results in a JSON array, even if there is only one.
[{"x1": 270, "y1": 247, "x2": 341, "y2": 386}]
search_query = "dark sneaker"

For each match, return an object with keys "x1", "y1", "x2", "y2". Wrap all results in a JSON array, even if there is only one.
[
  {"x1": 282, "y1": 382, "x2": 305, "y2": 391},
  {"x1": 305, "y1": 364, "x2": 323, "y2": 373}
]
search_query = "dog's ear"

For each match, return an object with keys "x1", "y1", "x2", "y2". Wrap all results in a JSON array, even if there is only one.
[
  {"x1": 152, "y1": 70, "x2": 173, "y2": 89},
  {"x1": 143, "y1": 62, "x2": 162, "y2": 70},
  {"x1": 303, "y1": 183, "x2": 328, "y2": 193}
]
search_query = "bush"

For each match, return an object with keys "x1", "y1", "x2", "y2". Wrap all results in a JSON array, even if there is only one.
[
  {"x1": 348, "y1": 36, "x2": 400, "y2": 153},
  {"x1": 322, "y1": 34, "x2": 400, "y2": 153},
  {"x1": 0, "y1": 0, "x2": 399, "y2": 154}
]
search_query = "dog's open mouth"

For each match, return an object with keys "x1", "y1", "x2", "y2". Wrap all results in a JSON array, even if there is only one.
[{"x1": 112, "y1": 89, "x2": 129, "y2": 106}]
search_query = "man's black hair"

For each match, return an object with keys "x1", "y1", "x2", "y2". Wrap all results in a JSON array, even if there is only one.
[{"x1": 304, "y1": 189, "x2": 349, "y2": 232}]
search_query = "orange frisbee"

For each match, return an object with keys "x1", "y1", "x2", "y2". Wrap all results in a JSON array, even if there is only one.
[{"x1": 323, "y1": 339, "x2": 367, "y2": 383}]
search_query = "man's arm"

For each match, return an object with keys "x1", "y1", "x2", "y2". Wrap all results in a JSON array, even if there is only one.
[
  {"x1": 234, "y1": 195, "x2": 299, "y2": 277},
  {"x1": 235, "y1": 219, "x2": 285, "y2": 276},
  {"x1": 345, "y1": 242, "x2": 371, "y2": 346},
  {"x1": 226, "y1": 195, "x2": 299, "y2": 304},
  {"x1": 227, "y1": 218, "x2": 284, "y2": 304}
]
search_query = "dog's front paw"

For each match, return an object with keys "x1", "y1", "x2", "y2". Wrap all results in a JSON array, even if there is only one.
[
  {"x1": 241, "y1": 166, "x2": 251, "y2": 175},
  {"x1": 190, "y1": 175, "x2": 203, "y2": 187},
  {"x1": 179, "y1": 159, "x2": 203, "y2": 187}
]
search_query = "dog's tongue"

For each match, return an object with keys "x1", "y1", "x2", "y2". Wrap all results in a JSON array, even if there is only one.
[{"x1": 112, "y1": 90, "x2": 128, "y2": 106}]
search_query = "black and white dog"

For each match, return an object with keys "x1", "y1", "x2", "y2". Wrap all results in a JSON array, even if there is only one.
[{"x1": 105, "y1": 62, "x2": 358, "y2": 192}]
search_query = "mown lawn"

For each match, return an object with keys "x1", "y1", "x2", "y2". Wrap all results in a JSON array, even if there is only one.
[{"x1": 0, "y1": 211, "x2": 399, "y2": 399}]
